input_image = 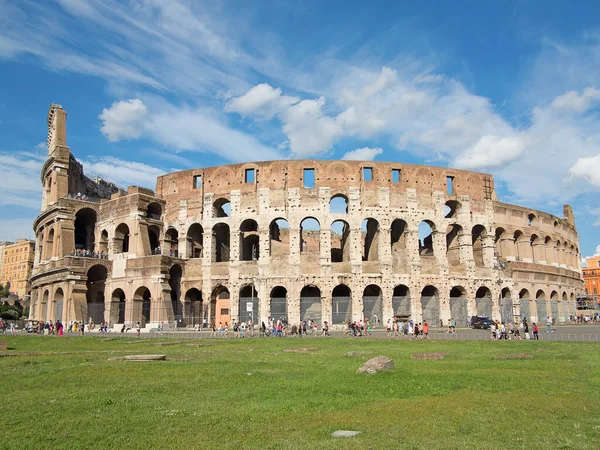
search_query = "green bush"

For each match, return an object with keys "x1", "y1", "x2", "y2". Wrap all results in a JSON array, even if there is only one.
[{"x1": 0, "y1": 309, "x2": 19, "y2": 320}]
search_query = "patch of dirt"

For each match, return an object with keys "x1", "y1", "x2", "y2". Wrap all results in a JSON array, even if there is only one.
[
  {"x1": 154, "y1": 341, "x2": 184, "y2": 346},
  {"x1": 411, "y1": 352, "x2": 447, "y2": 360},
  {"x1": 182, "y1": 343, "x2": 212, "y2": 348},
  {"x1": 283, "y1": 347, "x2": 318, "y2": 353},
  {"x1": 345, "y1": 351, "x2": 373, "y2": 357},
  {"x1": 493, "y1": 353, "x2": 533, "y2": 360}
]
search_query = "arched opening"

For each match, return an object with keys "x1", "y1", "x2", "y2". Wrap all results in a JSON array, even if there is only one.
[
  {"x1": 133, "y1": 286, "x2": 152, "y2": 326},
  {"x1": 111, "y1": 288, "x2": 126, "y2": 324},
  {"x1": 270, "y1": 286, "x2": 287, "y2": 324},
  {"x1": 392, "y1": 285, "x2": 410, "y2": 320},
  {"x1": 544, "y1": 236, "x2": 553, "y2": 264},
  {"x1": 390, "y1": 219, "x2": 407, "y2": 251},
  {"x1": 184, "y1": 288, "x2": 203, "y2": 328},
  {"x1": 500, "y1": 288, "x2": 512, "y2": 323},
  {"x1": 475, "y1": 286, "x2": 492, "y2": 317},
  {"x1": 146, "y1": 202, "x2": 162, "y2": 220},
  {"x1": 519, "y1": 289, "x2": 531, "y2": 321},
  {"x1": 444, "y1": 200, "x2": 461, "y2": 219},
  {"x1": 239, "y1": 284, "x2": 259, "y2": 324},
  {"x1": 361, "y1": 218, "x2": 379, "y2": 261},
  {"x1": 420, "y1": 285, "x2": 439, "y2": 325},
  {"x1": 41, "y1": 290, "x2": 49, "y2": 321},
  {"x1": 495, "y1": 228, "x2": 507, "y2": 259},
  {"x1": 562, "y1": 292, "x2": 569, "y2": 321},
  {"x1": 148, "y1": 225, "x2": 160, "y2": 255},
  {"x1": 99, "y1": 229, "x2": 109, "y2": 254},
  {"x1": 212, "y1": 223, "x2": 230, "y2": 262},
  {"x1": 114, "y1": 223, "x2": 130, "y2": 253},
  {"x1": 527, "y1": 213, "x2": 537, "y2": 226},
  {"x1": 363, "y1": 284, "x2": 382, "y2": 323},
  {"x1": 300, "y1": 218, "x2": 320, "y2": 254},
  {"x1": 269, "y1": 219, "x2": 290, "y2": 257},
  {"x1": 74, "y1": 208, "x2": 97, "y2": 251},
  {"x1": 169, "y1": 264, "x2": 183, "y2": 327},
  {"x1": 550, "y1": 290, "x2": 559, "y2": 321},
  {"x1": 472, "y1": 225, "x2": 487, "y2": 267},
  {"x1": 530, "y1": 234, "x2": 542, "y2": 263},
  {"x1": 514, "y1": 230, "x2": 524, "y2": 261},
  {"x1": 240, "y1": 219, "x2": 259, "y2": 261},
  {"x1": 213, "y1": 198, "x2": 231, "y2": 218},
  {"x1": 300, "y1": 285, "x2": 321, "y2": 324},
  {"x1": 186, "y1": 224, "x2": 203, "y2": 259},
  {"x1": 332, "y1": 285, "x2": 352, "y2": 325},
  {"x1": 165, "y1": 228, "x2": 179, "y2": 257},
  {"x1": 330, "y1": 220, "x2": 350, "y2": 263},
  {"x1": 418, "y1": 221, "x2": 435, "y2": 256},
  {"x1": 46, "y1": 228, "x2": 55, "y2": 260},
  {"x1": 330, "y1": 195, "x2": 349, "y2": 214},
  {"x1": 53, "y1": 288, "x2": 64, "y2": 323},
  {"x1": 86, "y1": 264, "x2": 107, "y2": 324},
  {"x1": 449, "y1": 286, "x2": 468, "y2": 325},
  {"x1": 446, "y1": 224, "x2": 463, "y2": 266},
  {"x1": 536, "y1": 289, "x2": 547, "y2": 322},
  {"x1": 211, "y1": 286, "x2": 230, "y2": 327}
]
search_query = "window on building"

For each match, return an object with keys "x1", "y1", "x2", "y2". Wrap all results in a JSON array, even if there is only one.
[
  {"x1": 392, "y1": 169, "x2": 401, "y2": 183},
  {"x1": 303, "y1": 169, "x2": 315, "y2": 188},
  {"x1": 193, "y1": 175, "x2": 202, "y2": 189},
  {"x1": 447, "y1": 176, "x2": 454, "y2": 195},
  {"x1": 363, "y1": 167, "x2": 373, "y2": 181},
  {"x1": 245, "y1": 168, "x2": 255, "y2": 183}
]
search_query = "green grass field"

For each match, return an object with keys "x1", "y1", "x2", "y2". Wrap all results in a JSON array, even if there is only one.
[{"x1": 1, "y1": 335, "x2": 599, "y2": 449}]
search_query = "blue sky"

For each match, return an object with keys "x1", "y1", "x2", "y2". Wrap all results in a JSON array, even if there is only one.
[{"x1": 0, "y1": 0, "x2": 599, "y2": 258}]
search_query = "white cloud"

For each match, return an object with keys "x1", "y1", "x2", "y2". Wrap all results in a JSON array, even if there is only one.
[
  {"x1": 35, "y1": 142, "x2": 46, "y2": 150},
  {"x1": 569, "y1": 154, "x2": 600, "y2": 187},
  {"x1": 99, "y1": 99, "x2": 148, "y2": 142},
  {"x1": 225, "y1": 83, "x2": 298, "y2": 119},
  {"x1": 281, "y1": 97, "x2": 343, "y2": 157},
  {"x1": 551, "y1": 87, "x2": 600, "y2": 113},
  {"x1": 81, "y1": 156, "x2": 164, "y2": 190},
  {"x1": 0, "y1": 151, "x2": 45, "y2": 210},
  {"x1": 342, "y1": 147, "x2": 383, "y2": 161},
  {"x1": 455, "y1": 135, "x2": 525, "y2": 170}
]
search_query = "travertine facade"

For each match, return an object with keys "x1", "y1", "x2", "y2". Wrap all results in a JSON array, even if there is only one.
[
  {"x1": 583, "y1": 256, "x2": 600, "y2": 304},
  {"x1": 29, "y1": 105, "x2": 585, "y2": 329}
]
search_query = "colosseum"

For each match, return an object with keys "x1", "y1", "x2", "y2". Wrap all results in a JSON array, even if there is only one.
[{"x1": 29, "y1": 104, "x2": 585, "y2": 330}]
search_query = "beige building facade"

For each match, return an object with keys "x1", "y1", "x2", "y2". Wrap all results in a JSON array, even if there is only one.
[
  {"x1": 29, "y1": 104, "x2": 585, "y2": 328},
  {"x1": 1, "y1": 239, "x2": 35, "y2": 299}
]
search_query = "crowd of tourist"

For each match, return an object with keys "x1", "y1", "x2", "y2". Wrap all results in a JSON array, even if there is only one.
[
  {"x1": 66, "y1": 192, "x2": 90, "y2": 200},
  {"x1": 71, "y1": 249, "x2": 109, "y2": 259}
]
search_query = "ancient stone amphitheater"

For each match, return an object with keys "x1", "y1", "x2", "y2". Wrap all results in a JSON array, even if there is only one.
[{"x1": 29, "y1": 104, "x2": 585, "y2": 330}]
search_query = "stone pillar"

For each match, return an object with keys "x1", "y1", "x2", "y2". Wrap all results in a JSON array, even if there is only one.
[
  {"x1": 546, "y1": 243, "x2": 558, "y2": 266},
  {"x1": 320, "y1": 228, "x2": 331, "y2": 268},
  {"x1": 516, "y1": 238, "x2": 533, "y2": 262},
  {"x1": 482, "y1": 236, "x2": 495, "y2": 268},
  {"x1": 230, "y1": 226, "x2": 240, "y2": 262},
  {"x1": 458, "y1": 232, "x2": 472, "y2": 266},
  {"x1": 289, "y1": 227, "x2": 301, "y2": 265},
  {"x1": 350, "y1": 227, "x2": 362, "y2": 274},
  {"x1": 499, "y1": 237, "x2": 516, "y2": 260},
  {"x1": 532, "y1": 242, "x2": 546, "y2": 264},
  {"x1": 351, "y1": 287, "x2": 362, "y2": 322}
]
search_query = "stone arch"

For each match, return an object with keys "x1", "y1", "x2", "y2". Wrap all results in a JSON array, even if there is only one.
[
  {"x1": 300, "y1": 217, "x2": 320, "y2": 254},
  {"x1": 239, "y1": 284, "x2": 259, "y2": 324},
  {"x1": 133, "y1": 286, "x2": 152, "y2": 326},
  {"x1": 213, "y1": 198, "x2": 231, "y2": 218},
  {"x1": 240, "y1": 219, "x2": 259, "y2": 261},
  {"x1": 444, "y1": 200, "x2": 461, "y2": 219},
  {"x1": 475, "y1": 286, "x2": 492, "y2": 317},
  {"x1": 331, "y1": 284, "x2": 352, "y2": 325},
  {"x1": 74, "y1": 207, "x2": 97, "y2": 251},
  {"x1": 530, "y1": 234, "x2": 544, "y2": 263},
  {"x1": 211, "y1": 285, "x2": 230, "y2": 327},
  {"x1": 169, "y1": 264, "x2": 183, "y2": 326},
  {"x1": 41, "y1": 289, "x2": 49, "y2": 321},
  {"x1": 165, "y1": 227, "x2": 179, "y2": 257},
  {"x1": 519, "y1": 289, "x2": 531, "y2": 321},
  {"x1": 46, "y1": 227, "x2": 55, "y2": 260},
  {"x1": 391, "y1": 285, "x2": 410, "y2": 319},
  {"x1": 269, "y1": 218, "x2": 290, "y2": 257},
  {"x1": 330, "y1": 194, "x2": 349, "y2": 214},
  {"x1": 330, "y1": 220, "x2": 350, "y2": 262},
  {"x1": 99, "y1": 229, "x2": 109, "y2": 254},
  {"x1": 514, "y1": 230, "x2": 524, "y2": 261},
  {"x1": 146, "y1": 202, "x2": 162, "y2": 219},
  {"x1": 300, "y1": 285, "x2": 321, "y2": 324},
  {"x1": 550, "y1": 290, "x2": 559, "y2": 322},
  {"x1": 212, "y1": 223, "x2": 230, "y2": 262},
  {"x1": 449, "y1": 286, "x2": 468, "y2": 325},
  {"x1": 184, "y1": 288, "x2": 203, "y2": 328},
  {"x1": 361, "y1": 218, "x2": 379, "y2": 261},
  {"x1": 114, "y1": 223, "x2": 130, "y2": 253},
  {"x1": 418, "y1": 220, "x2": 436, "y2": 256},
  {"x1": 472, "y1": 225, "x2": 487, "y2": 267},
  {"x1": 86, "y1": 264, "x2": 107, "y2": 324},
  {"x1": 527, "y1": 213, "x2": 537, "y2": 226},
  {"x1": 535, "y1": 289, "x2": 547, "y2": 322},
  {"x1": 390, "y1": 219, "x2": 408, "y2": 251},
  {"x1": 420, "y1": 285, "x2": 439, "y2": 325},
  {"x1": 186, "y1": 224, "x2": 203, "y2": 259},
  {"x1": 148, "y1": 224, "x2": 161, "y2": 255},
  {"x1": 270, "y1": 286, "x2": 288, "y2": 323},
  {"x1": 362, "y1": 284, "x2": 382, "y2": 323},
  {"x1": 446, "y1": 224, "x2": 463, "y2": 266},
  {"x1": 111, "y1": 288, "x2": 126, "y2": 324},
  {"x1": 53, "y1": 287, "x2": 64, "y2": 323},
  {"x1": 500, "y1": 287, "x2": 512, "y2": 323}
]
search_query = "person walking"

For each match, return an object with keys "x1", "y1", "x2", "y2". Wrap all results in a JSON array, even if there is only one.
[{"x1": 532, "y1": 323, "x2": 539, "y2": 340}]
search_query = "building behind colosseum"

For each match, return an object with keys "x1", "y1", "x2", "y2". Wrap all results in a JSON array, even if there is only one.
[{"x1": 29, "y1": 104, "x2": 585, "y2": 329}]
